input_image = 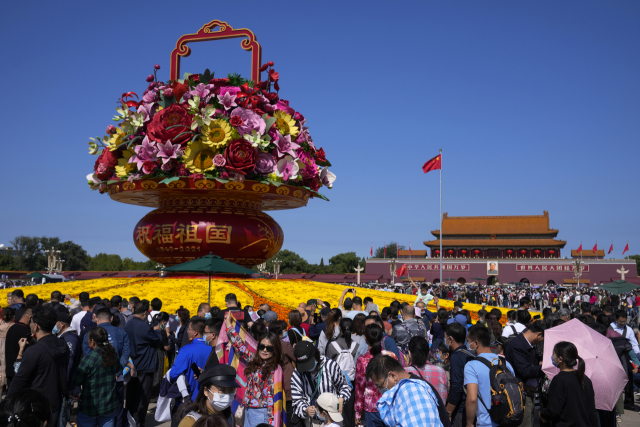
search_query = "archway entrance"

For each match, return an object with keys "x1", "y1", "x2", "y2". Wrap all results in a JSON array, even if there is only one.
[
  {"x1": 487, "y1": 276, "x2": 498, "y2": 286},
  {"x1": 520, "y1": 278, "x2": 530, "y2": 285},
  {"x1": 433, "y1": 278, "x2": 440, "y2": 284},
  {"x1": 547, "y1": 280, "x2": 556, "y2": 286},
  {"x1": 457, "y1": 277, "x2": 467, "y2": 285}
]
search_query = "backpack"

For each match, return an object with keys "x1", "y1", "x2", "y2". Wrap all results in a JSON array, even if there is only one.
[
  {"x1": 472, "y1": 356, "x2": 525, "y2": 427},
  {"x1": 392, "y1": 377, "x2": 451, "y2": 427},
  {"x1": 398, "y1": 318, "x2": 426, "y2": 354},
  {"x1": 331, "y1": 341, "x2": 356, "y2": 381}
]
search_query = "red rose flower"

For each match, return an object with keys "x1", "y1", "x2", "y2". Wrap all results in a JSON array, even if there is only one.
[
  {"x1": 147, "y1": 104, "x2": 193, "y2": 147},
  {"x1": 263, "y1": 92, "x2": 279, "y2": 103},
  {"x1": 315, "y1": 147, "x2": 327, "y2": 163},
  {"x1": 190, "y1": 74, "x2": 200, "y2": 82},
  {"x1": 224, "y1": 139, "x2": 258, "y2": 174},
  {"x1": 304, "y1": 176, "x2": 320, "y2": 191},
  {"x1": 142, "y1": 161, "x2": 157, "y2": 175},
  {"x1": 94, "y1": 148, "x2": 119, "y2": 180},
  {"x1": 268, "y1": 69, "x2": 279, "y2": 81},
  {"x1": 229, "y1": 116, "x2": 244, "y2": 127}
]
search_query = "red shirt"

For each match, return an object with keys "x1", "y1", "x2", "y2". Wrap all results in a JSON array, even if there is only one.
[{"x1": 635, "y1": 296, "x2": 640, "y2": 306}]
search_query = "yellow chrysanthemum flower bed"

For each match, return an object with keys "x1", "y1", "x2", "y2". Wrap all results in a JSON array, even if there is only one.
[
  {"x1": 240, "y1": 279, "x2": 511, "y2": 323},
  {"x1": 8, "y1": 278, "x2": 136, "y2": 301}
]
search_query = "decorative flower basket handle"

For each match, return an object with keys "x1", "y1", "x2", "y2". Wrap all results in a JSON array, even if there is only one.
[{"x1": 170, "y1": 20, "x2": 262, "y2": 83}]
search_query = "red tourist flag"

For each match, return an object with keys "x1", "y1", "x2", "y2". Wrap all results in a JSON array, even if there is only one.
[
  {"x1": 592, "y1": 242, "x2": 598, "y2": 253},
  {"x1": 396, "y1": 264, "x2": 408, "y2": 278},
  {"x1": 576, "y1": 243, "x2": 582, "y2": 254},
  {"x1": 608, "y1": 243, "x2": 613, "y2": 254},
  {"x1": 623, "y1": 243, "x2": 629, "y2": 255},
  {"x1": 422, "y1": 153, "x2": 442, "y2": 174}
]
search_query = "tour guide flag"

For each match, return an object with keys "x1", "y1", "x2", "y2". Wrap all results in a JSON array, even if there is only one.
[{"x1": 422, "y1": 153, "x2": 442, "y2": 173}]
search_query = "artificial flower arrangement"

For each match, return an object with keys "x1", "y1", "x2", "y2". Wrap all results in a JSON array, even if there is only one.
[{"x1": 87, "y1": 63, "x2": 335, "y2": 198}]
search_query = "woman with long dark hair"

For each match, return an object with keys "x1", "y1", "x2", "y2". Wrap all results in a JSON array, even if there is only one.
[
  {"x1": 225, "y1": 313, "x2": 285, "y2": 427},
  {"x1": 153, "y1": 312, "x2": 171, "y2": 386},
  {"x1": 539, "y1": 341, "x2": 598, "y2": 426},
  {"x1": 318, "y1": 308, "x2": 342, "y2": 356},
  {"x1": 430, "y1": 308, "x2": 449, "y2": 350},
  {"x1": 72, "y1": 326, "x2": 120, "y2": 427}
]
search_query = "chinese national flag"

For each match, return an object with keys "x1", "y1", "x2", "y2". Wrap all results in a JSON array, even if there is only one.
[
  {"x1": 396, "y1": 264, "x2": 408, "y2": 278},
  {"x1": 384, "y1": 244, "x2": 386, "y2": 258},
  {"x1": 592, "y1": 242, "x2": 598, "y2": 253},
  {"x1": 576, "y1": 243, "x2": 582, "y2": 254},
  {"x1": 370, "y1": 245, "x2": 373, "y2": 256},
  {"x1": 608, "y1": 243, "x2": 613, "y2": 254},
  {"x1": 623, "y1": 243, "x2": 629, "y2": 255},
  {"x1": 422, "y1": 154, "x2": 442, "y2": 173}
]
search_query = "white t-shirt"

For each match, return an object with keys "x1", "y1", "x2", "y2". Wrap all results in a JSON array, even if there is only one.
[
  {"x1": 71, "y1": 310, "x2": 88, "y2": 333},
  {"x1": 501, "y1": 322, "x2": 526, "y2": 337}
]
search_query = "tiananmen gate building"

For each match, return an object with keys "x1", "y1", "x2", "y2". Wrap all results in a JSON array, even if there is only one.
[{"x1": 366, "y1": 211, "x2": 638, "y2": 286}]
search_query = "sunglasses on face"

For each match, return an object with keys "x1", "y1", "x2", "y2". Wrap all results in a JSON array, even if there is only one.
[{"x1": 258, "y1": 344, "x2": 274, "y2": 352}]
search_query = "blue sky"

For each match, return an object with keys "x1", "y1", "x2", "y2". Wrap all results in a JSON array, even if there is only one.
[{"x1": 1, "y1": 1, "x2": 638, "y2": 263}]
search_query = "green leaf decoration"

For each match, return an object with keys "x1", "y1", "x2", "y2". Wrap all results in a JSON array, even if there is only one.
[
  {"x1": 159, "y1": 177, "x2": 181, "y2": 185},
  {"x1": 214, "y1": 177, "x2": 229, "y2": 184},
  {"x1": 267, "y1": 179, "x2": 283, "y2": 187},
  {"x1": 316, "y1": 159, "x2": 332, "y2": 167}
]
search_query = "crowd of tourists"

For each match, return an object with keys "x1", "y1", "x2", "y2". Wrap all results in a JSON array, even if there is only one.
[{"x1": 0, "y1": 283, "x2": 638, "y2": 427}]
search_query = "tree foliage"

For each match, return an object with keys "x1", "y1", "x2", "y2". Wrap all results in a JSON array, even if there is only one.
[
  {"x1": 5, "y1": 235, "x2": 155, "y2": 272},
  {"x1": 266, "y1": 250, "x2": 366, "y2": 274},
  {"x1": 373, "y1": 242, "x2": 406, "y2": 259},
  {"x1": 625, "y1": 255, "x2": 640, "y2": 275}
]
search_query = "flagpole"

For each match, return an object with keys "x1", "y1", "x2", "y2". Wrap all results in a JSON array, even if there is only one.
[{"x1": 439, "y1": 148, "x2": 443, "y2": 287}]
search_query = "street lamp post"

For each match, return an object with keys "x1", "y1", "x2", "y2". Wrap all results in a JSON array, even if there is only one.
[{"x1": 273, "y1": 258, "x2": 281, "y2": 280}]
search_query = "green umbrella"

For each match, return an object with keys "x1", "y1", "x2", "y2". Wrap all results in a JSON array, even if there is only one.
[
  {"x1": 22, "y1": 271, "x2": 48, "y2": 279},
  {"x1": 598, "y1": 280, "x2": 640, "y2": 295},
  {"x1": 162, "y1": 254, "x2": 257, "y2": 304}
]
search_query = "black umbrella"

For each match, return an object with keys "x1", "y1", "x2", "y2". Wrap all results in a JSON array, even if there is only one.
[{"x1": 162, "y1": 253, "x2": 257, "y2": 304}]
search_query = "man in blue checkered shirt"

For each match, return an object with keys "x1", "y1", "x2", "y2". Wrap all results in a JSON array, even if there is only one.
[{"x1": 366, "y1": 355, "x2": 444, "y2": 427}]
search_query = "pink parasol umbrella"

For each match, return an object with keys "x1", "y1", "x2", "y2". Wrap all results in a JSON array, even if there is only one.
[{"x1": 542, "y1": 319, "x2": 627, "y2": 411}]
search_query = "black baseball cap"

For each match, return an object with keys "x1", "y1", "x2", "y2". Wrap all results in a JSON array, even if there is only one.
[
  {"x1": 56, "y1": 312, "x2": 72, "y2": 324},
  {"x1": 454, "y1": 301, "x2": 463, "y2": 308},
  {"x1": 294, "y1": 341, "x2": 317, "y2": 372},
  {"x1": 198, "y1": 364, "x2": 240, "y2": 388}
]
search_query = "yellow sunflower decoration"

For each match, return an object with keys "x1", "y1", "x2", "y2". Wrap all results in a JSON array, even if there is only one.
[
  {"x1": 273, "y1": 110, "x2": 299, "y2": 139},
  {"x1": 108, "y1": 127, "x2": 127, "y2": 151},
  {"x1": 115, "y1": 148, "x2": 136, "y2": 178},
  {"x1": 200, "y1": 119, "x2": 232, "y2": 149},
  {"x1": 182, "y1": 141, "x2": 218, "y2": 173}
]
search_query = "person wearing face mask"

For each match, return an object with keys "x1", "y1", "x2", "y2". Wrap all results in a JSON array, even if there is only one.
[
  {"x1": 177, "y1": 364, "x2": 239, "y2": 427},
  {"x1": 365, "y1": 355, "x2": 446, "y2": 427},
  {"x1": 539, "y1": 341, "x2": 598, "y2": 426},
  {"x1": 181, "y1": 303, "x2": 212, "y2": 349},
  {"x1": 463, "y1": 324, "x2": 516, "y2": 427},
  {"x1": 225, "y1": 312, "x2": 286, "y2": 427},
  {"x1": 504, "y1": 320, "x2": 547, "y2": 427},
  {"x1": 6, "y1": 306, "x2": 70, "y2": 427},
  {"x1": 444, "y1": 322, "x2": 475, "y2": 427},
  {"x1": 291, "y1": 341, "x2": 351, "y2": 427},
  {"x1": 203, "y1": 318, "x2": 222, "y2": 370},
  {"x1": 170, "y1": 317, "x2": 213, "y2": 403}
]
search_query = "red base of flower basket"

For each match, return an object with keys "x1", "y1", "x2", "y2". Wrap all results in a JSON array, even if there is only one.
[{"x1": 108, "y1": 177, "x2": 311, "y2": 267}]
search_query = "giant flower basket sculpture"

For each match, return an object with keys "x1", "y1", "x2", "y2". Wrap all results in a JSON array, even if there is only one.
[{"x1": 87, "y1": 20, "x2": 335, "y2": 267}]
